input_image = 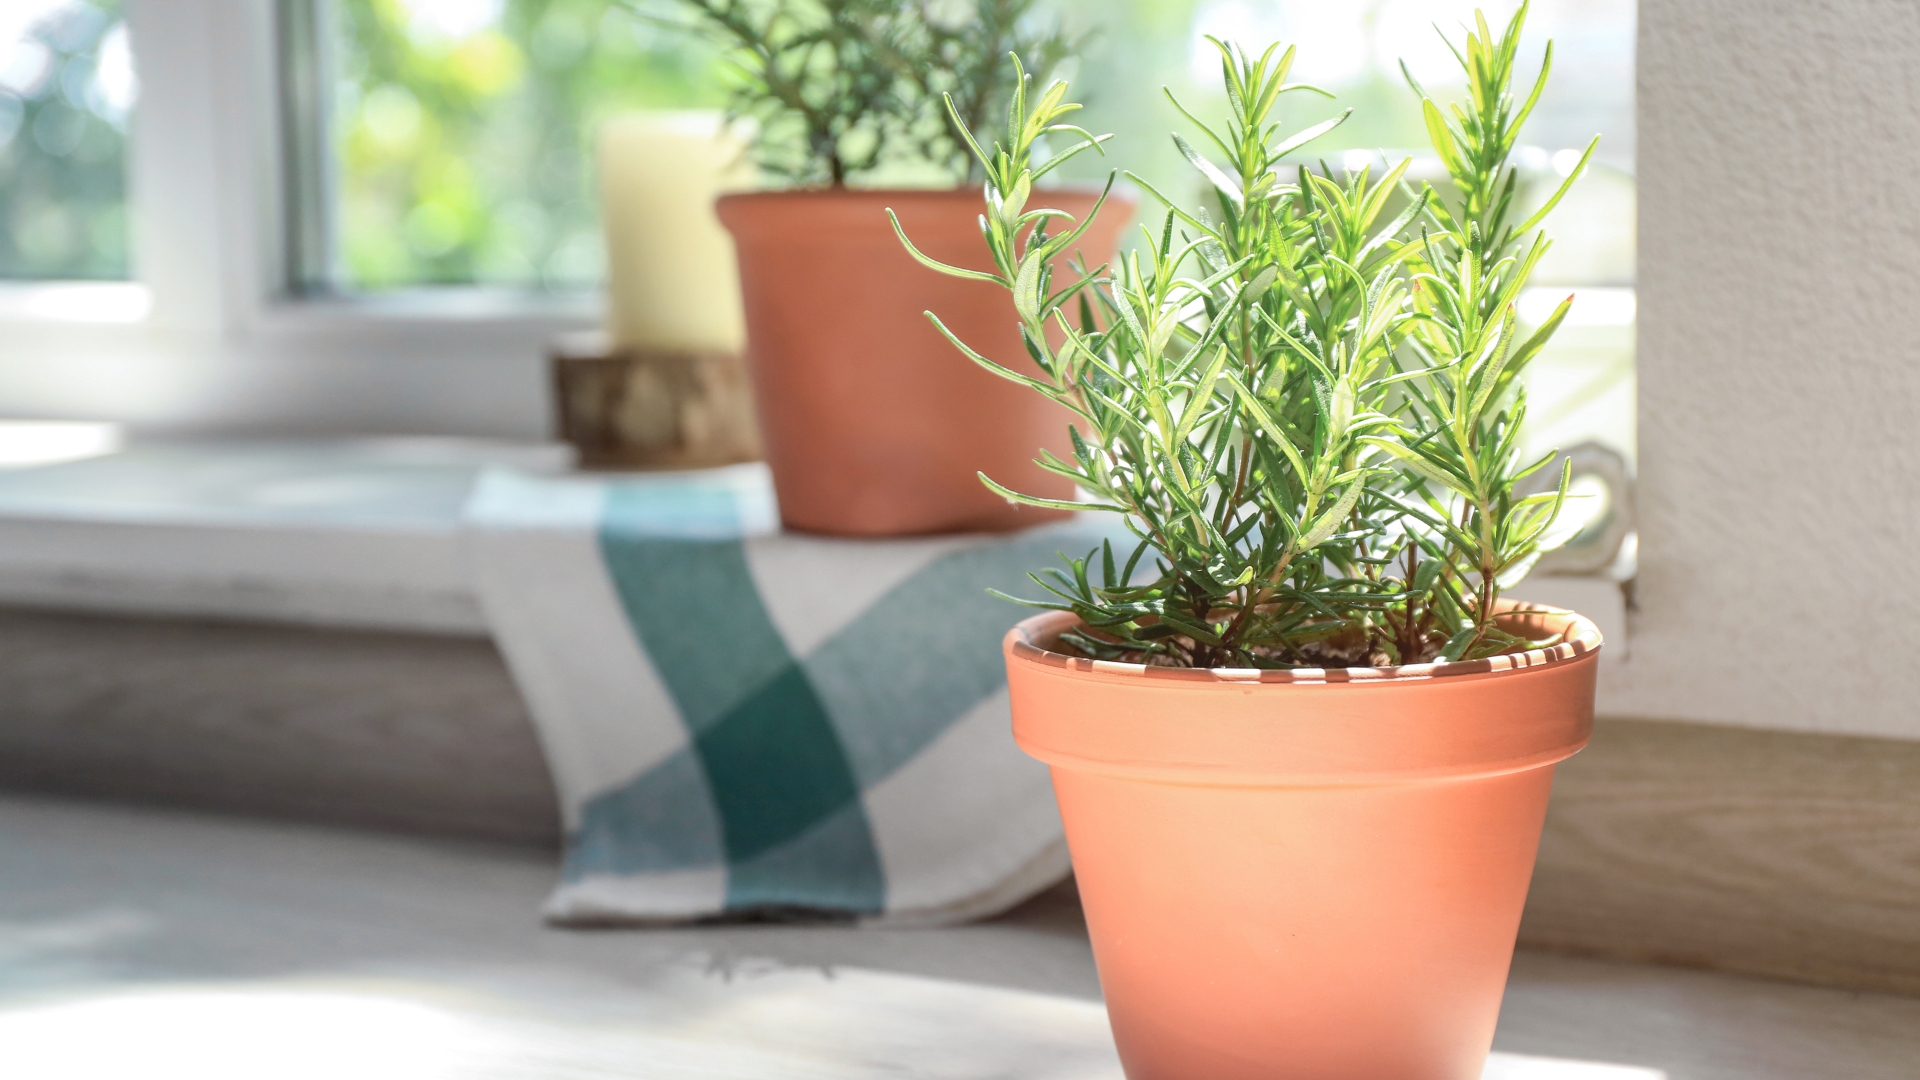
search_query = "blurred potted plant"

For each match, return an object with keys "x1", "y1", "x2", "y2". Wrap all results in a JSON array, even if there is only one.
[
  {"x1": 901, "y1": 6, "x2": 1601, "y2": 1078},
  {"x1": 645, "y1": 0, "x2": 1134, "y2": 535}
]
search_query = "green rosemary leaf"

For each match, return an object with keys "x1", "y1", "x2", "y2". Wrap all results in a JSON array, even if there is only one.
[{"x1": 890, "y1": 6, "x2": 1584, "y2": 666}]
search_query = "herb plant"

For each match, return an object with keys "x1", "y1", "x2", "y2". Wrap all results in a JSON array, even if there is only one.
[
  {"x1": 895, "y1": 4, "x2": 1597, "y2": 668},
  {"x1": 643, "y1": 0, "x2": 1079, "y2": 185}
]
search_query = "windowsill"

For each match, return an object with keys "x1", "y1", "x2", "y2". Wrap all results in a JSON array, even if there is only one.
[
  {"x1": 261, "y1": 286, "x2": 600, "y2": 329},
  {"x1": 0, "y1": 435, "x2": 573, "y2": 636},
  {"x1": 0, "y1": 282, "x2": 599, "y2": 333},
  {"x1": 0, "y1": 435, "x2": 1629, "y2": 663},
  {"x1": 0, "y1": 285, "x2": 1622, "y2": 332},
  {"x1": 0, "y1": 282, "x2": 152, "y2": 326}
]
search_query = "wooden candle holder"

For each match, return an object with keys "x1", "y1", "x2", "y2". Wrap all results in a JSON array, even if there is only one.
[{"x1": 550, "y1": 331, "x2": 762, "y2": 471}]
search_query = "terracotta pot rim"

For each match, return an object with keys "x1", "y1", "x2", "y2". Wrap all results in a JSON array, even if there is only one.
[
  {"x1": 1006, "y1": 601, "x2": 1603, "y2": 687},
  {"x1": 716, "y1": 183, "x2": 1115, "y2": 204}
]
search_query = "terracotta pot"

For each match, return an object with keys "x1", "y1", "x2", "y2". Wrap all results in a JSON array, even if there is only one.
[
  {"x1": 1004, "y1": 604, "x2": 1603, "y2": 1080},
  {"x1": 716, "y1": 188, "x2": 1134, "y2": 536}
]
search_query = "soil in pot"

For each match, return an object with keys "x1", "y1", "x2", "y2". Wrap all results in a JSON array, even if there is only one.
[
  {"x1": 717, "y1": 187, "x2": 1134, "y2": 537},
  {"x1": 1004, "y1": 604, "x2": 1603, "y2": 1080}
]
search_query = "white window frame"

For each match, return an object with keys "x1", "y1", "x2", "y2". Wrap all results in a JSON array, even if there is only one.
[
  {"x1": 0, "y1": 0, "x2": 596, "y2": 439},
  {"x1": 0, "y1": 0, "x2": 1637, "y2": 486}
]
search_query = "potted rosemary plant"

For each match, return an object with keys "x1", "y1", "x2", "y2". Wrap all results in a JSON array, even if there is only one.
[
  {"x1": 899, "y1": 6, "x2": 1602, "y2": 1078},
  {"x1": 648, "y1": 0, "x2": 1134, "y2": 535}
]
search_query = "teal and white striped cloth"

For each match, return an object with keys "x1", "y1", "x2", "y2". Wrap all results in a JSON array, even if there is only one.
[{"x1": 464, "y1": 464, "x2": 1111, "y2": 925}]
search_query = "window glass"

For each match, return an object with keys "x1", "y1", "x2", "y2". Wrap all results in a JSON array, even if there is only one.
[
  {"x1": 328, "y1": 0, "x2": 723, "y2": 290},
  {"x1": 320, "y1": 0, "x2": 1628, "y2": 289},
  {"x1": 0, "y1": 0, "x2": 134, "y2": 281}
]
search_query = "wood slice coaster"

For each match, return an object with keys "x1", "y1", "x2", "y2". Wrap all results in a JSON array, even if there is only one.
[{"x1": 550, "y1": 331, "x2": 762, "y2": 471}]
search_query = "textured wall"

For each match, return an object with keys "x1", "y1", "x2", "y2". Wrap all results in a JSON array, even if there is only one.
[{"x1": 1607, "y1": 0, "x2": 1920, "y2": 738}]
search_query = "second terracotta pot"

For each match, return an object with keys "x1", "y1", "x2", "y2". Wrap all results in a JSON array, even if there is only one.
[
  {"x1": 717, "y1": 187, "x2": 1133, "y2": 536},
  {"x1": 1005, "y1": 604, "x2": 1603, "y2": 1080}
]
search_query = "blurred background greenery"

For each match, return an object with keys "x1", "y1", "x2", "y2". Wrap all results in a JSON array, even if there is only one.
[
  {"x1": 324, "y1": 0, "x2": 1632, "y2": 292},
  {"x1": 331, "y1": 0, "x2": 726, "y2": 289},
  {"x1": 0, "y1": 0, "x2": 1632, "y2": 292},
  {"x1": 0, "y1": 0, "x2": 1632, "y2": 483},
  {"x1": 0, "y1": 0, "x2": 134, "y2": 280}
]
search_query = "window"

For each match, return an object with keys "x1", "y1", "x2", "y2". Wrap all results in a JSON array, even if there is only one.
[
  {"x1": 0, "y1": 0, "x2": 136, "y2": 280},
  {"x1": 291, "y1": 0, "x2": 724, "y2": 293},
  {"x1": 0, "y1": 0, "x2": 1632, "y2": 463},
  {"x1": 286, "y1": 0, "x2": 1632, "y2": 294}
]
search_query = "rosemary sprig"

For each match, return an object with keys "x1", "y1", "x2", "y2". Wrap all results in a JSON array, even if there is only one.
[
  {"x1": 900, "y1": 3, "x2": 1593, "y2": 667},
  {"x1": 642, "y1": 0, "x2": 1081, "y2": 186}
]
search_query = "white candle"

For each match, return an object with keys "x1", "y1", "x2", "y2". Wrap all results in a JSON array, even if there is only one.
[{"x1": 597, "y1": 112, "x2": 756, "y2": 353}]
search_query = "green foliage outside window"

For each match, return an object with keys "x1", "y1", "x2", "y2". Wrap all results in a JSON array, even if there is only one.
[
  {"x1": 333, "y1": 0, "x2": 728, "y2": 289},
  {"x1": 326, "y1": 0, "x2": 1629, "y2": 294},
  {"x1": 0, "y1": 0, "x2": 132, "y2": 281}
]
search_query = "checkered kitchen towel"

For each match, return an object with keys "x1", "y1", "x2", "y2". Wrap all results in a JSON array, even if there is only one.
[{"x1": 464, "y1": 464, "x2": 1114, "y2": 925}]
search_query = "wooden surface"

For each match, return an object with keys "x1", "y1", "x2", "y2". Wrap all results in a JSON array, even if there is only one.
[
  {"x1": 550, "y1": 334, "x2": 761, "y2": 471},
  {"x1": 0, "y1": 608, "x2": 559, "y2": 847},
  {"x1": 6, "y1": 794, "x2": 1919, "y2": 1080},
  {"x1": 3, "y1": 597, "x2": 1917, "y2": 998},
  {"x1": 1523, "y1": 716, "x2": 1920, "y2": 996}
]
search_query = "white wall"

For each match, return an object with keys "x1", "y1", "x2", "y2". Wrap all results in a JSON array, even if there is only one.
[{"x1": 1602, "y1": 0, "x2": 1920, "y2": 740}]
